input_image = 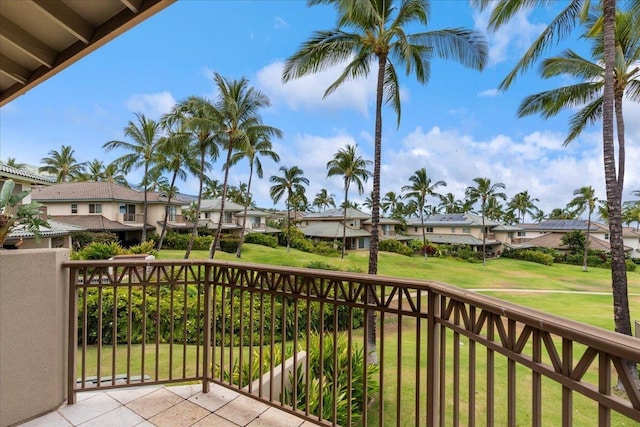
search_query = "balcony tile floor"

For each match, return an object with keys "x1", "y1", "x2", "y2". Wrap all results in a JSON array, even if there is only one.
[{"x1": 18, "y1": 384, "x2": 313, "y2": 427}]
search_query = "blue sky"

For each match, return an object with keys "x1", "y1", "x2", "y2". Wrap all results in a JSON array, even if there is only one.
[{"x1": 1, "y1": 1, "x2": 638, "y2": 219}]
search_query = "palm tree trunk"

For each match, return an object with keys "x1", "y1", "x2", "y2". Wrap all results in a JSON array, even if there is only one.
[
  {"x1": 481, "y1": 199, "x2": 487, "y2": 266},
  {"x1": 583, "y1": 210, "x2": 591, "y2": 272},
  {"x1": 286, "y1": 199, "x2": 291, "y2": 253},
  {"x1": 420, "y1": 200, "x2": 427, "y2": 259},
  {"x1": 185, "y1": 150, "x2": 205, "y2": 259},
  {"x1": 157, "y1": 170, "x2": 178, "y2": 251},
  {"x1": 236, "y1": 163, "x2": 254, "y2": 258},
  {"x1": 614, "y1": 89, "x2": 626, "y2": 199},
  {"x1": 602, "y1": 0, "x2": 637, "y2": 389},
  {"x1": 142, "y1": 163, "x2": 149, "y2": 242},
  {"x1": 211, "y1": 143, "x2": 233, "y2": 259},
  {"x1": 341, "y1": 184, "x2": 349, "y2": 259}
]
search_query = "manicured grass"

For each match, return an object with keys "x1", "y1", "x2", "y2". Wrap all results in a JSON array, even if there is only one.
[{"x1": 158, "y1": 245, "x2": 640, "y2": 331}]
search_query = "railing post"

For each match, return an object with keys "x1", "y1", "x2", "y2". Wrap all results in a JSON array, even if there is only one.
[
  {"x1": 426, "y1": 291, "x2": 441, "y2": 426},
  {"x1": 635, "y1": 321, "x2": 639, "y2": 339},
  {"x1": 67, "y1": 267, "x2": 78, "y2": 404},
  {"x1": 202, "y1": 264, "x2": 211, "y2": 394}
]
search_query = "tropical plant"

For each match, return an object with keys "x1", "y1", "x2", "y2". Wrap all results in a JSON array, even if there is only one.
[
  {"x1": 229, "y1": 126, "x2": 281, "y2": 258},
  {"x1": 438, "y1": 192, "x2": 463, "y2": 214},
  {"x1": 402, "y1": 168, "x2": 446, "y2": 259},
  {"x1": 567, "y1": 186, "x2": 599, "y2": 272},
  {"x1": 102, "y1": 162, "x2": 129, "y2": 187},
  {"x1": 313, "y1": 188, "x2": 336, "y2": 212},
  {"x1": 103, "y1": 113, "x2": 162, "y2": 242},
  {"x1": 475, "y1": 0, "x2": 637, "y2": 373},
  {"x1": 163, "y1": 96, "x2": 218, "y2": 259},
  {"x1": 327, "y1": 144, "x2": 372, "y2": 258},
  {"x1": 0, "y1": 180, "x2": 49, "y2": 247},
  {"x1": 270, "y1": 166, "x2": 309, "y2": 252},
  {"x1": 3, "y1": 157, "x2": 26, "y2": 169},
  {"x1": 39, "y1": 145, "x2": 86, "y2": 182},
  {"x1": 465, "y1": 177, "x2": 506, "y2": 265},
  {"x1": 484, "y1": 196, "x2": 505, "y2": 222},
  {"x1": 508, "y1": 190, "x2": 540, "y2": 223},
  {"x1": 208, "y1": 73, "x2": 281, "y2": 259}
]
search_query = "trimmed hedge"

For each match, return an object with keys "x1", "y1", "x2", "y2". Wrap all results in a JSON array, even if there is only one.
[
  {"x1": 379, "y1": 239, "x2": 413, "y2": 256},
  {"x1": 501, "y1": 248, "x2": 554, "y2": 266},
  {"x1": 243, "y1": 232, "x2": 278, "y2": 248}
]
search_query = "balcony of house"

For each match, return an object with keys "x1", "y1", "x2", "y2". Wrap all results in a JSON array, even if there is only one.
[
  {"x1": 251, "y1": 222, "x2": 265, "y2": 230},
  {"x1": 119, "y1": 213, "x2": 144, "y2": 224},
  {"x1": 2, "y1": 254, "x2": 639, "y2": 426}
]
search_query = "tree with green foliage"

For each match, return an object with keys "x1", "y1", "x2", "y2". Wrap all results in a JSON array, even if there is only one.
[
  {"x1": 4, "y1": 157, "x2": 26, "y2": 169},
  {"x1": 567, "y1": 186, "x2": 599, "y2": 272},
  {"x1": 229, "y1": 126, "x2": 281, "y2": 258},
  {"x1": 39, "y1": 145, "x2": 86, "y2": 183},
  {"x1": 0, "y1": 180, "x2": 49, "y2": 247},
  {"x1": 270, "y1": 166, "x2": 309, "y2": 252},
  {"x1": 402, "y1": 168, "x2": 446, "y2": 259},
  {"x1": 508, "y1": 190, "x2": 540, "y2": 223},
  {"x1": 327, "y1": 144, "x2": 372, "y2": 258},
  {"x1": 465, "y1": 177, "x2": 507, "y2": 265},
  {"x1": 561, "y1": 229, "x2": 587, "y2": 255},
  {"x1": 313, "y1": 188, "x2": 336, "y2": 212}
]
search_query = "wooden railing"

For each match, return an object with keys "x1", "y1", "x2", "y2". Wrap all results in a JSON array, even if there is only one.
[{"x1": 64, "y1": 260, "x2": 640, "y2": 426}]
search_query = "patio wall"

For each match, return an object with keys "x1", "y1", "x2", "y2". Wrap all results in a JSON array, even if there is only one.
[{"x1": 0, "y1": 248, "x2": 69, "y2": 427}]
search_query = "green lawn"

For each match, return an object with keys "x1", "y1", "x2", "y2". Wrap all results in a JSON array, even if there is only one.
[{"x1": 158, "y1": 245, "x2": 640, "y2": 331}]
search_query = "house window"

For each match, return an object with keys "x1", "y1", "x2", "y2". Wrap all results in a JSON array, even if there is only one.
[
  {"x1": 517, "y1": 231, "x2": 526, "y2": 237},
  {"x1": 462, "y1": 227, "x2": 471, "y2": 234},
  {"x1": 89, "y1": 203, "x2": 102, "y2": 214},
  {"x1": 605, "y1": 233, "x2": 610, "y2": 240},
  {"x1": 224, "y1": 212, "x2": 233, "y2": 223},
  {"x1": 414, "y1": 227, "x2": 418, "y2": 232},
  {"x1": 166, "y1": 206, "x2": 177, "y2": 222},
  {"x1": 508, "y1": 232, "x2": 514, "y2": 238},
  {"x1": 204, "y1": 212, "x2": 210, "y2": 219},
  {"x1": 349, "y1": 219, "x2": 360, "y2": 228},
  {"x1": 426, "y1": 227, "x2": 434, "y2": 233},
  {"x1": 450, "y1": 227, "x2": 456, "y2": 233},
  {"x1": 71, "y1": 203, "x2": 78, "y2": 214}
]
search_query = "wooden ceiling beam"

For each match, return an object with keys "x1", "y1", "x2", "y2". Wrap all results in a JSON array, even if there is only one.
[
  {"x1": 31, "y1": 0, "x2": 95, "y2": 44},
  {"x1": 0, "y1": 15, "x2": 57, "y2": 68}
]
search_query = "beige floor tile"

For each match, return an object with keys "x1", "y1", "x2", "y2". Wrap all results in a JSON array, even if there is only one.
[
  {"x1": 126, "y1": 388, "x2": 183, "y2": 419},
  {"x1": 17, "y1": 411, "x2": 72, "y2": 427},
  {"x1": 148, "y1": 400, "x2": 210, "y2": 427},
  {"x1": 214, "y1": 395, "x2": 269, "y2": 426},
  {"x1": 78, "y1": 406, "x2": 144, "y2": 427},
  {"x1": 188, "y1": 384, "x2": 241, "y2": 413},
  {"x1": 58, "y1": 393, "x2": 121, "y2": 425},
  {"x1": 191, "y1": 413, "x2": 240, "y2": 427},
  {"x1": 245, "y1": 407, "x2": 305, "y2": 427},
  {"x1": 106, "y1": 386, "x2": 161, "y2": 404},
  {"x1": 166, "y1": 383, "x2": 202, "y2": 399}
]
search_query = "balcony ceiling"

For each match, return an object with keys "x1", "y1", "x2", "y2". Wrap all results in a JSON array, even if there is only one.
[{"x1": 0, "y1": 0, "x2": 175, "y2": 107}]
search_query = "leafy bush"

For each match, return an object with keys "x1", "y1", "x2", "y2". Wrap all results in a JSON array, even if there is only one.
[
  {"x1": 291, "y1": 235, "x2": 316, "y2": 252},
  {"x1": 306, "y1": 261, "x2": 339, "y2": 271},
  {"x1": 243, "y1": 232, "x2": 278, "y2": 248},
  {"x1": 127, "y1": 240, "x2": 157, "y2": 257},
  {"x1": 312, "y1": 241, "x2": 340, "y2": 257},
  {"x1": 76, "y1": 241, "x2": 125, "y2": 260},
  {"x1": 71, "y1": 231, "x2": 118, "y2": 251},
  {"x1": 162, "y1": 231, "x2": 212, "y2": 250},
  {"x1": 379, "y1": 239, "x2": 413, "y2": 256},
  {"x1": 501, "y1": 248, "x2": 554, "y2": 266},
  {"x1": 219, "y1": 236, "x2": 240, "y2": 253}
]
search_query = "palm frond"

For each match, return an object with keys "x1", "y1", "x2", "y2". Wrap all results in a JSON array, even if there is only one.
[
  {"x1": 411, "y1": 28, "x2": 488, "y2": 70},
  {"x1": 518, "y1": 82, "x2": 602, "y2": 119},
  {"x1": 540, "y1": 50, "x2": 603, "y2": 80},
  {"x1": 566, "y1": 97, "x2": 602, "y2": 145}
]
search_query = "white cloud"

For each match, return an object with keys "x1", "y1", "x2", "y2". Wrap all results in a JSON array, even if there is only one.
[
  {"x1": 255, "y1": 60, "x2": 377, "y2": 117},
  {"x1": 125, "y1": 91, "x2": 175, "y2": 119},
  {"x1": 473, "y1": 8, "x2": 547, "y2": 66},
  {"x1": 274, "y1": 16, "x2": 289, "y2": 29},
  {"x1": 478, "y1": 88, "x2": 499, "y2": 98}
]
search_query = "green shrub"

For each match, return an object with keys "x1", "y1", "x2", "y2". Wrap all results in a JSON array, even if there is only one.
[
  {"x1": 77, "y1": 241, "x2": 124, "y2": 260},
  {"x1": 127, "y1": 240, "x2": 157, "y2": 257},
  {"x1": 219, "y1": 236, "x2": 240, "y2": 253},
  {"x1": 71, "y1": 231, "x2": 118, "y2": 251},
  {"x1": 243, "y1": 232, "x2": 278, "y2": 248},
  {"x1": 306, "y1": 261, "x2": 339, "y2": 271},
  {"x1": 312, "y1": 241, "x2": 340, "y2": 257},
  {"x1": 162, "y1": 231, "x2": 213, "y2": 251},
  {"x1": 502, "y1": 248, "x2": 554, "y2": 266},
  {"x1": 291, "y1": 235, "x2": 316, "y2": 253},
  {"x1": 379, "y1": 239, "x2": 413, "y2": 256}
]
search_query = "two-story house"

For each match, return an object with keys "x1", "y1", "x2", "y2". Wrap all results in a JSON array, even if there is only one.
[
  {"x1": 31, "y1": 181, "x2": 185, "y2": 244},
  {"x1": 188, "y1": 199, "x2": 279, "y2": 237},
  {"x1": 406, "y1": 213, "x2": 513, "y2": 256}
]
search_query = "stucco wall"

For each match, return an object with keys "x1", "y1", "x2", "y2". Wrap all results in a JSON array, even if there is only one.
[{"x1": 0, "y1": 248, "x2": 69, "y2": 427}]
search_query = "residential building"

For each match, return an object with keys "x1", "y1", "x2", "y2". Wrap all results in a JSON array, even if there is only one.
[
  {"x1": 186, "y1": 199, "x2": 279, "y2": 236},
  {"x1": 31, "y1": 181, "x2": 185, "y2": 244}
]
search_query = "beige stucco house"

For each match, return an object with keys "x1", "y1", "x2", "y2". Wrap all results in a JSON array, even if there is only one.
[
  {"x1": 187, "y1": 198, "x2": 279, "y2": 236},
  {"x1": 31, "y1": 181, "x2": 185, "y2": 244}
]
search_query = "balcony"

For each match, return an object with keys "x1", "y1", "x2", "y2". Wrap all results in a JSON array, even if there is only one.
[{"x1": 3, "y1": 253, "x2": 639, "y2": 426}]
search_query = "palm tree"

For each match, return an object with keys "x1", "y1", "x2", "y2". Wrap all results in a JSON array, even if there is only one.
[
  {"x1": 476, "y1": 0, "x2": 637, "y2": 365},
  {"x1": 203, "y1": 178, "x2": 223, "y2": 199},
  {"x1": 209, "y1": 73, "x2": 281, "y2": 259},
  {"x1": 439, "y1": 192, "x2": 463, "y2": 214},
  {"x1": 269, "y1": 166, "x2": 309, "y2": 252},
  {"x1": 39, "y1": 145, "x2": 86, "y2": 182},
  {"x1": 567, "y1": 186, "x2": 599, "y2": 272},
  {"x1": 163, "y1": 96, "x2": 218, "y2": 259},
  {"x1": 102, "y1": 162, "x2": 129, "y2": 187},
  {"x1": 484, "y1": 196, "x2": 505, "y2": 222},
  {"x1": 381, "y1": 191, "x2": 404, "y2": 218},
  {"x1": 283, "y1": 0, "x2": 487, "y2": 278},
  {"x1": 532, "y1": 209, "x2": 546, "y2": 223},
  {"x1": 79, "y1": 159, "x2": 105, "y2": 181},
  {"x1": 402, "y1": 168, "x2": 446, "y2": 258},
  {"x1": 103, "y1": 113, "x2": 161, "y2": 242},
  {"x1": 229, "y1": 127, "x2": 281, "y2": 258},
  {"x1": 4, "y1": 157, "x2": 26, "y2": 169},
  {"x1": 508, "y1": 190, "x2": 540, "y2": 223},
  {"x1": 152, "y1": 127, "x2": 198, "y2": 251},
  {"x1": 465, "y1": 177, "x2": 507, "y2": 266},
  {"x1": 327, "y1": 144, "x2": 372, "y2": 258},
  {"x1": 548, "y1": 207, "x2": 577, "y2": 220},
  {"x1": 313, "y1": 188, "x2": 336, "y2": 212}
]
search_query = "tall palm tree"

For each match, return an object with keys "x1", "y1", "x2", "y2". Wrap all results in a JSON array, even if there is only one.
[
  {"x1": 381, "y1": 191, "x2": 404, "y2": 218},
  {"x1": 79, "y1": 159, "x2": 105, "y2": 182},
  {"x1": 283, "y1": 0, "x2": 487, "y2": 278},
  {"x1": 484, "y1": 196, "x2": 505, "y2": 222},
  {"x1": 439, "y1": 192, "x2": 463, "y2": 214},
  {"x1": 102, "y1": 162, "x2": 129, "y2": 188},
  {"x1": 229, "y1": 127, "x2": 281, "y2": 258},
  {"x1": 465, "y1": 177, "x2": 507, "y2": 265},
  {"x1": 39, "y1": 145, "x2": 86, "y2": 182},
  {"x1": 203, "y1": 178, "x2": 223, "y2": 199},
  {"x1": 476, "y1": 0, "x2": 637, "y2": 364},
  {"x1": 567, "y1": 185, "x2": 599, "y2": 272},
  {"x1": 209, "y1": 73, "x2": 281, "y2": 259},
  {"x1": 104, "y1": 113, "x2": 161, "y2": 242},
  {"x1": 163, "y1": 96, "x2": 218, "y2": 259},
  {"x1": 313, "y1": 188, "x2": 336, "y2": 212},
  {"x1": 327, "y1": 144, "x2": 372, "y2": 258},
  {"x1": 152, "y1": 128, "x2": 198, "y2": 251},
  {"x1": 5, "y1": 157, "x2": 26, "y2": 169},
  {"x1": 508, "y1": 190, "x2": 540, "y2": 223},
  {"x1": 269, "y1": 166, "x2": 309, "y2": 252},
  {"x1": 402, "y1": 168, "x2": 446, "y2": 259}
]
